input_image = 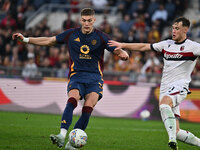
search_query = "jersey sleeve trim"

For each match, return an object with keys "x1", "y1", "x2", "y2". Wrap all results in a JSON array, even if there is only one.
[{"x1": 150, "y1": 44, "x2": 157, "y2": 52}]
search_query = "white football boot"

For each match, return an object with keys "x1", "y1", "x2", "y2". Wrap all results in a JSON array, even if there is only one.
[
  {"x1": 50, "y1": 134, "x2": 65, "y2": 148},
  {"x1": 65, "y1": 141, "x2": 77, "y2": 150}
]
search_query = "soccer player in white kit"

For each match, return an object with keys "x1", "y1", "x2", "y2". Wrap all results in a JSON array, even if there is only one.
[{"x1": 108, "y1": 17, "x2": 200, "y2": 150}]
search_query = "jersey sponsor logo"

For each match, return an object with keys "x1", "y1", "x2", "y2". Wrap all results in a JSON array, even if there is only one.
[
  {"x1": 80, "y1": 45, "x2": 92, "y2": 59},
  {"x1": 79, "y1": 54, "x2": 92, "y2": 59},
  {"x1": 80, "y1": 45, "x2": 90, "y2": 54},
  {"x1": 164, "y1": 52, "x2": 183, "y2": 59},
  {"x1": 162, "y1": 49, "x2": 196, "y2": 61},
  {"x1": 74, "y1": 37, "x2": 80, "y2": 42}
]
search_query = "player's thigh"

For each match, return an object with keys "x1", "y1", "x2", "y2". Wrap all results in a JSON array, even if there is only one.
[
  {"x1": 68, "y1": 80, "x2": 85, "y2": 100},
  {"x1": 159, "y1": 84, "x2": 188, "y2": 107},
  {"x1": 85, "y1": 80, "x2": 103, "y2": 100},
  {"x1": 84, "y1": 92, "x2": 99, "y2": 107},
  {"x1": 68, "y1": 89, "x2": 81, "y2": 101}
]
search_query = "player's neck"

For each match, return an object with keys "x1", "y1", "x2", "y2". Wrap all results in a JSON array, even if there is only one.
[
  {"x1": 175, "y1": 37, "x2": 187, "y2": 44},
  {"x1": 81, "y1": 27, "x2": 94, "y2": 34}
]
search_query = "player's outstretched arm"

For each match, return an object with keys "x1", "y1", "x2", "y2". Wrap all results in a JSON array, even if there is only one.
[
  {"x1": 12, "y1": 33, "x2": 56, "y2": 46},
  {"x1": 108, "y1": 40, "x2": 151, "y2": 51},
  {"x1": 113, "y1": 49, "x2": 129, "y2": 61}
]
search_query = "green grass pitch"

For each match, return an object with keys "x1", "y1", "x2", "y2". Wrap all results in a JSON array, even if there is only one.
[{"x1": 0, "y1": 111, "x2": 199, "y2": 150}]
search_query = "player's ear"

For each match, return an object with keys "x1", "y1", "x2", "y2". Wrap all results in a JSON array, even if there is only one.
[{"x1": 184, "y1": 27, "x2": 188, "y2": 34}]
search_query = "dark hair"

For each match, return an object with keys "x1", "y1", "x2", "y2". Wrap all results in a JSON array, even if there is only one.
[
  {"x1": 81, "y1": 8, "x2": 95, "y2": 16},
  {"x1": 173, "y1": 17, "x2": 190, "y2": 27}
]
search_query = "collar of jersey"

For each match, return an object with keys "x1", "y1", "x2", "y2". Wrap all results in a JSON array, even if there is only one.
[
  {"x1": 80, "y1": 27, "x2": 95, "y2": 35},
  {"x1": 175, "y1": 38, "x2": 187, "y2": 45}
]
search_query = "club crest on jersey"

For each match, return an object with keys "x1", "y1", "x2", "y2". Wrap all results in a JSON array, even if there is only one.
[
  {"x1": 91, "y1": 40, "x2": 97, "y2": 45},
  {"x1": 180, "y1": 46, "x2": 185, "y2": 51},
  {"x1": 74, "y1": 37, "x2": 80, "y2": 42}
]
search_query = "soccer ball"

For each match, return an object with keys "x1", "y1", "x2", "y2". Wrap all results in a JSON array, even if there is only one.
[
  {"x1": 68, "y1": 129, "x2": 88, "y2": 148},
  {"x1": 140, "y1": 109, "x2": 150, "y2": 120}
]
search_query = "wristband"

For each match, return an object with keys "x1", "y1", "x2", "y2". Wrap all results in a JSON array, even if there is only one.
[{"x1": 23, "y1": 37, "x2": 29, "y2": 43}]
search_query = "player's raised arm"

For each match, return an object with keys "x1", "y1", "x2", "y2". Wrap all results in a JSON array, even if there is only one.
[
  {"x1": 108, "y1": 40, "x2": 151, "y2": 51},
  {"x1": 12, "y1": 33, "x2": 56, "y2": 46}
]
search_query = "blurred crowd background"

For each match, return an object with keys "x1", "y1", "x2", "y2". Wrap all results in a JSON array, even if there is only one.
[{"x1": 0, "y1": 0, "x2": 200, "y2": 83}]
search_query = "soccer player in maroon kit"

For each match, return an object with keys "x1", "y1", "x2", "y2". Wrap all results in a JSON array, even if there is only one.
[{"x1": 108, "y1": 17, "x2": 200, "y2": 150}]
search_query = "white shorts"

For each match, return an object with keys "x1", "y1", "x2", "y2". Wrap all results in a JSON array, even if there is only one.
[{"x1": 159, "y1": 84, "x2": 190, "y2": 117}]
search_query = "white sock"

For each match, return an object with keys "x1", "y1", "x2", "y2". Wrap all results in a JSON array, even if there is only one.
[
  {"x1": 159, "y1": 104, "x2": 176, "y2": 142},
  {"x1": 177, "y1": 129, "x2": 200, "y2": 147},
  {"x1": 60, "y1": 128, "x2": 67, "y2": 138}
]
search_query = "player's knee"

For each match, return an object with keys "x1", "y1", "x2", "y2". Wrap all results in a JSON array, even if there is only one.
[
  {"x1": 84, "y1": 103, "x2": 96, "y2": 108},
  {"x1": 84, "y1": 98, "x2": 98, "y2": 108},
  {"x1": 68, "y1": 97, "x2": 78, "y2": 108},
  {"x1": 159, "y1": 96, "x2": 173, "y2": 107},
  {"x1": 159, "y1": 104, "x2": 171, "y2": 111},
  {"x1": 82, "y1": 106, "x2": 93, "y2": 114}
]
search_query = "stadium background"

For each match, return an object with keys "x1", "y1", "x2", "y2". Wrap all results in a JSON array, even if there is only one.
[{"x1": 0, "y1": 0, "x2": 200, "y2": 123}]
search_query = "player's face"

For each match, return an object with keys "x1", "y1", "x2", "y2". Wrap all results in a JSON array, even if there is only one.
[
  {"x1": 80, "y1": 15, "x2": 96, "y2": 34},
  {"x1": 172, "y1": 22, "x2": 188, "y2": 42}
]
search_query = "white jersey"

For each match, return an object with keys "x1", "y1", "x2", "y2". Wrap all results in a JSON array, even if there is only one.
[{"x1": 151, "y1": 39, "x2": 200, "y2": 94}]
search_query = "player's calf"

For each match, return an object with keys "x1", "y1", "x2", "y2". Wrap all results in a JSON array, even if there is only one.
[{"x1": 177, "y1": 129, "x2": 200, "y2": 147}]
